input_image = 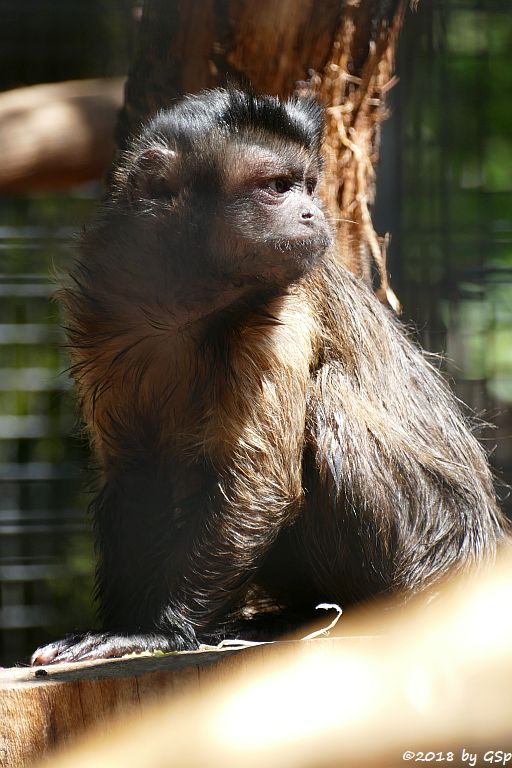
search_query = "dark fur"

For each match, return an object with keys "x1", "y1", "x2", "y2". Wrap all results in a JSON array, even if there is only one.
[{"x1": 32, "y1": 89, "x2": 508, "y2": 664}]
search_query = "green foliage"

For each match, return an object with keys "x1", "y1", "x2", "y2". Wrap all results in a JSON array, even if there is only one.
[{"x1": 399, "y1": 4, "x2": 512, "y2": 410}]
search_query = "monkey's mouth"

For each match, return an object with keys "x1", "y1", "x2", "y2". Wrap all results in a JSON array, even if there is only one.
[
  {"x1": 230, "y1": 235, "x2": 330, "y2": 290},
  {"x1": 256, "y1": 235, "x2": 331, "y2": 282},
  {"x1": 273, "y1": 234, "x2": 332, "y2": 258}
]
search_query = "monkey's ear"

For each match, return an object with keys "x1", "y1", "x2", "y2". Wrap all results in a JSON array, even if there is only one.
[{"x1": 127, "y1": 147, "x2": 180, "y2": 204}]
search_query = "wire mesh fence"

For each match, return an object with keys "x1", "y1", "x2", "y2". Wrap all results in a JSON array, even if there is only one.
[{"x1": 0, "y1": 200, "x2": 97, "y2": 665}]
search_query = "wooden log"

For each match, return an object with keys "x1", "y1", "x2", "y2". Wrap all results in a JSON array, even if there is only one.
[
  {"x1": 3, "y1": 551, "x2": 512, "y2": 768},
  {"x1": 0, "y1": 79, "x2": 124, "y2": 194},
  {"x1": 0, "y1": 639, "x2": 374, "y2": 768},
  {"x1": 1, "y1": 646, "x2": 227, "y2": 767}
]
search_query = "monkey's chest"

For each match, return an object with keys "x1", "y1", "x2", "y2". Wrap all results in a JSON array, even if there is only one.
[{"x1": 87, "y1": 296, "x2": 316, "y2": 471}]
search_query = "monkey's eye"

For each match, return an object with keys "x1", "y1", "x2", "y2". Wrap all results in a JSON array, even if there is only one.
[
  {"x1": 305, "y1": 178, "x2": 317, "y2": 196},
  {"x1": 266, "y1": 177, "x2": 293, "y2": 194}
]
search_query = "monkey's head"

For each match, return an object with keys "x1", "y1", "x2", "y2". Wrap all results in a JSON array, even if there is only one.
[{"x1": 112, "y1": 88, "x2": 332, "y2": 295}]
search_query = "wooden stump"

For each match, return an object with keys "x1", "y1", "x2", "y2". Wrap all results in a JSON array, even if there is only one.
[
  {"x1": 2, "y1": 586, "x2": 512, "y2": 768},
  {"x1": 0, "y1": 646, "x2": 245, "y2": 768}
]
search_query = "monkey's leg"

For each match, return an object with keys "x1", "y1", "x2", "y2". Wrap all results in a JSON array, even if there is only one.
[
  {"x1": 164, "y1": 469, "x2": 304, "y2": 632},
  {"x1": 305, "y1": 358, "x2": 503, "y2": 604}
]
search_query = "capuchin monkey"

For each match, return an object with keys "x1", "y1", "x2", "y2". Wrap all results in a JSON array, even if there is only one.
[{"x1": 32, "y1": 88, "x2": 508, "y2": 664}]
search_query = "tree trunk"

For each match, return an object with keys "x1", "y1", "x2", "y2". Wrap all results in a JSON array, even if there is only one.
[{"x1": 118, "y1": 0, "x2": 411, "y2": 306}]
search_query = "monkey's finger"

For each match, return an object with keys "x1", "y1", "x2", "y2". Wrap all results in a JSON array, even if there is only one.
[
  {"x1": 39, "y1": 632, "x2": 186, "y2": 664},
  {"x1": 31, "y1": 645, "x2": 59, "y2": 666},
  {"x1": 69, "y1": 636, "x2": 147, "y2": 662},
  {"x1": 69, "y1": 631, "x2": 199, "y2": 660},
  {"x1": 30, "y1": 634, "x2": 84, "y2": 666},
  {"x1": 43, "y1": 632, "x2": 113, "y2": 664}
]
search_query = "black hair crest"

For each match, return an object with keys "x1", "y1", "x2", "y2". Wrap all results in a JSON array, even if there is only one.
[{"x1": 138, "y1": 88, "x2": 324, "y2": 154}]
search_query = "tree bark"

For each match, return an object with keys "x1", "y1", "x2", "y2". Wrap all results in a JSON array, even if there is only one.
[{"x1": 118, "y1": 0, "x2": 411, "y2": 305}]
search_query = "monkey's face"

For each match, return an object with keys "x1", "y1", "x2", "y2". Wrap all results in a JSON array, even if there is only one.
[
  {"x1": 118, "y1": 135, "x2": 331, "y2": 290},
  {"x1": 113, "y1": 89, "x2": 332, "y2": 298},
  {"x1": 210, "y1": 137, "x2": 332, "y2": 286}
]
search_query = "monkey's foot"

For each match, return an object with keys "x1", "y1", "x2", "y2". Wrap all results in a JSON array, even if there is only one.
[{"x1": 30, "y1": 629, "x2": 199, "y2": 665}]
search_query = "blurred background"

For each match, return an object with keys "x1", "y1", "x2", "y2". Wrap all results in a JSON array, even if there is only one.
[{"x1": 0, "y1": 0, "x2": 510, "y2": 667}]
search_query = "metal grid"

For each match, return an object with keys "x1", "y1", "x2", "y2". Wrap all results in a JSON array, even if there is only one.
[
  {"x1": 0, "y1": 209, "x2": 94, "y2": 665},
  {"x1": 377, "y1": 0, "x2": 512, "y2": 512}
]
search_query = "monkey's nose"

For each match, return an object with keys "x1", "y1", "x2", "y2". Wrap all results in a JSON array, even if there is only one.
[{"x1": 301, "y1": 209, "x2": 314, "y2": 220}]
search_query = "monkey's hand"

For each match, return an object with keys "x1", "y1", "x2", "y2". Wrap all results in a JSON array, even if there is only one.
[{"x1": 30, "y1": 627, "x2": 199, "y2": 665}]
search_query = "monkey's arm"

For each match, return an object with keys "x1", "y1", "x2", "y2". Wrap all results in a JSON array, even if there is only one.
[
  {"x1": 156, "y1": 300, "x2": 315, "y2": 633},
  {"x1": 32, "y1": 309, "x2": 312, "y2": 664},
  {"x1": 31, "y1": 453, "x2": 303, "y2": 664},
  {"x1": 31, "y1": 459, "x2": 202, "y2": 664}
]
